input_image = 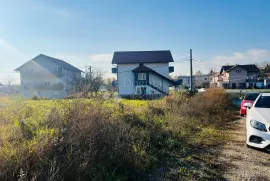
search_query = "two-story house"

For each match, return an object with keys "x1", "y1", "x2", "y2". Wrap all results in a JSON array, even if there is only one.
[
  {"x1": 15, "y1": 54, "x2": 82, "y2": 98},
  {"x1": 212, "y1": 64, "x2": 260, "y2": 89},
  {"x1": 111, "y1": 50, "x2": 176, "y2": 98}
]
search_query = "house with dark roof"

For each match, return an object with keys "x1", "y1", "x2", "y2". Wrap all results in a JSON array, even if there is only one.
[
  {"x1": 111, "y1": 50, "x2": 176, "y2": 97},
  {"x1": 15, "y1": 54, "x2": 82, "y2": 98},
  {"x1": 212, "y1": 64, "x2": 261, "y2": 89}
]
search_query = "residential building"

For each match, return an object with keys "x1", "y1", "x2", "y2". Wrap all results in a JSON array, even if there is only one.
[
  {"x1": 178, "y1": 75, "x2": 192, "y2": 88},
  {"x1": 111, "y1": 50, "x2": 176, "y2": 98},
  {"x1": 15, "y1": 54, "x2": 82, "y2": 98},
  {"x1": 178, "y1": 74, "x2": 213, "y2": 88},
  {"x1": 194, "y1": 75, "x2": 212, "y2": 88},
  {"x1": 211, "y1": 64, "x2": 260, "y2": 89}
]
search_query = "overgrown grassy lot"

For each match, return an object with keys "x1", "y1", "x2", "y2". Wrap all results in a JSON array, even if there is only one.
[{"x1": 0, "y1": 88, "x2": 236, "y2": 181}]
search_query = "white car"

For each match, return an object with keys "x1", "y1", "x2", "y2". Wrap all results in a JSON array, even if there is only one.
[
  {"x1": 197, "y1": 88, "x2": 206, "y2": 93},
  {"x1": 245, "y1": 93, "x2": 270, "y2": 150}
]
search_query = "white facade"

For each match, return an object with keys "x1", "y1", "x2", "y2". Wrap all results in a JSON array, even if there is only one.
[
  {"x1": 17, "y1": 57, "x2": 80, "y2": 98},
  {"x1": 116, "y1": 63, "x2": 173, "y2": 96}
]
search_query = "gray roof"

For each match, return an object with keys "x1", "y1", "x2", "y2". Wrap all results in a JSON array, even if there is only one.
[
  {"x1": 15, "y1": 54, "x2": 82, "y2": 72},
  {"x1": 220, "y1": 64, "x2": 259, "y2": 74},
  {"x1": 112, "y1": 50, "x2": 174, "y2": 64}
]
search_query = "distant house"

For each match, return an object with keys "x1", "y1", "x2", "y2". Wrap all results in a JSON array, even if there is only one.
[
  {"x1": 0, "y1": 83, "x2": 15, "y2": 95},
  {"x1": 194, "y1": 75, "x2": 212, "y2": 88},
  {"x1": 178, "y1": 74, "x2": 213, "y2": 89},
  {"x1": 111, "y1": 50, "x2": 176, "y2": 98},
  {"x1": 178, "y1": 75, "x2": 192, "y2": 88},
  {"x1": 15, "y1": 54, "x2": 82, "y2": 98},
  {"x1": 211, "y1": 64, "x2": 261, "y2": 89}
]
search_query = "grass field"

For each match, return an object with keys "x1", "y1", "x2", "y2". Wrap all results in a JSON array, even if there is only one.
[{"x1": 0, "y1": 89, "x2": 236, "y2": 181}]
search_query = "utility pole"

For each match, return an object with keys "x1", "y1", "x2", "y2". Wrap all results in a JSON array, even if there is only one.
[
  {"x1": 88, "y1": 66, "x2": 92, "y2": 82},
  {"x1": 190, "y1": 49, "x2": 193, "y2": 92}
]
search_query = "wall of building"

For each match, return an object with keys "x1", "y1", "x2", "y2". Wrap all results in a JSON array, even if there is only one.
[
  {"x1": 194, "y1": 75, "x2": 211, "y2": 88},
  {"x1": 117, "y1": 64, "x2": 138, "y2": 96},
  {"x1": 149, "y1": 73, "x2": 170, "y2": 94},
  {"x1": 19, "y1": 60, "x2": 79, "y2": 98},
  {"x1": 117, "y1": 63, "x2": 171, "y2": 96},
  {"x1": 228, "y1": 67, "x2": 247, "y2": 88},
  {"x1": 144, "y1": 63, "x2": 169, "y2": 77}
]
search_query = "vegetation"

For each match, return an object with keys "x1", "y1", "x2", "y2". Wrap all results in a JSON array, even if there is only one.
[{"x1": 0, "y1": 88, "x2": 235, "y2": 180}]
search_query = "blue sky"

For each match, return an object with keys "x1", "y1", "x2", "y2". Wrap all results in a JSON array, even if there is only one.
[{"x1": 0, "y1": 0, "x2": 270, "y2": 83}]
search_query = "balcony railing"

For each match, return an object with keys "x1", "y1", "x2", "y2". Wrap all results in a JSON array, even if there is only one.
[
  {"x1": 21, "y1": 71, "x2": 63, "y2": 78},
  {"x1": 23, "y1": 83, "x2": 64, "y2": 90}
]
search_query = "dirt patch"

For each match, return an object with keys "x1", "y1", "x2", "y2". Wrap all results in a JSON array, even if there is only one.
[{"x1": 219, "y1": 119, "x2": 270, "y2": 181}]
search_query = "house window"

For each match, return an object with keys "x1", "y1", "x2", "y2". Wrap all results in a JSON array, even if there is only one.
[
  {"x1": 138, "y1": 73, "x2": 146, "y2": 80},
  {"x1": 45, "y1": 82, "x2": 50, "y2": 87},
  {"x1": 136, "y1": 87, "x2": 140, "y2": 94}
]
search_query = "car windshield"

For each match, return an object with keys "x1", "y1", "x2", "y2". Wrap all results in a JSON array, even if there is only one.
[
  {"x1": 255, "y1": 96, "x2": 270, "y2": 108},
  {"x1": 244, "y1": 93, "x2": 260, "y2": 101}
]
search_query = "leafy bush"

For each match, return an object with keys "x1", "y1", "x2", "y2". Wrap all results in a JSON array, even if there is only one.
[{"x1": 0, "y1": 88, "x2": 235, "y2": 180}]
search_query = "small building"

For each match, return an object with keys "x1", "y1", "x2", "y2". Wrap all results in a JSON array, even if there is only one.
[
  {"x1": 178, "y1": 75, "x2": 192, "y2": 88},
  {"x1": 194, "y1": 75, "x2": 211, "y2": 88},
  {"x1": 111, "y1": 50, "x2": 176, "y2": 98},
  {"x1": 15, "y1": 54, "x2": 82, "y2": 98},
  {"x1": 178, "y1": 74, "x2": 212, "y2": 89},
  {"x1": 211, "y1": 64, "x2": 260, "y2": 89}
]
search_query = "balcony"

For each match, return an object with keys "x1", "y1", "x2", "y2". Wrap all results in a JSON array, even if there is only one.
[
  {"x1": 21, "y1": 70, "x2": 63, "y2": 78},
  {"x1": 23, "y1": 83, "x2": 64, "y2": 90}
]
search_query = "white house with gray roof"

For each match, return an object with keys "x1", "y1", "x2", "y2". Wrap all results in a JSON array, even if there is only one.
[
  {"x1": 15, "y1": 54, "x2": 82, "y2": 98},
  {"x1": 111, "y1": 50, "x2": 176, "y2": 98}
]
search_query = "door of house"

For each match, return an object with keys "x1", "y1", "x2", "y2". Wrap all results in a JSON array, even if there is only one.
[
  {"x1": 141, "y1": 87, "x2": 146, "y2": 95},
  {"x1": 232, "y1": 83, "x2": 236, "y2": 89}
]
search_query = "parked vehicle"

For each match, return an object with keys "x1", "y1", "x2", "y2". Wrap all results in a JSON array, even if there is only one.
[
  {"x1": 244, "y1": 93, "x2": 270, "y2": 150},
  {"x1": 197, "y1": 88, "x2": 206, "y2": 93},
  {"x1": 240, "y1": 93, "x2": 260, "y2": 116}
]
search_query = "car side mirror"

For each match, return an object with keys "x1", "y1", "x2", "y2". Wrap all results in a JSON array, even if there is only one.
[{"x1": 243, "y1": 102, "x2": 253, "y2": 109}]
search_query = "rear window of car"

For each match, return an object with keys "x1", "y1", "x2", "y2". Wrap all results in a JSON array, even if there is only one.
[
  {"x1": 244, "y1": 93, "x2": 260, "y2": 101},
  {"x1": 255, "y1": 96, "x2": 270, "y2": 108}
]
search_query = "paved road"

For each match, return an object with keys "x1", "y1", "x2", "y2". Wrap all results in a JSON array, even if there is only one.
[{"x1": 218, "y1": 119, "x2": 270, "y2": 181}]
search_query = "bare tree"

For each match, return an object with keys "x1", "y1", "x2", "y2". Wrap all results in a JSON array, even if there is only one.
[
  {"x1": 104, "y1": 77, "x2": 116, "y2": 90},
  {"x1": 70, "y1": 68, "x2": 104, "y2": 96},
  {"x1": 4, "y1": 78, "x2": 14, "y2": 87},
  {"x1": 255, "y1": 61, "x2": 269, "y2": 69}
]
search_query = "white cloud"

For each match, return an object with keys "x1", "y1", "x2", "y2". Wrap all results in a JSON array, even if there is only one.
[
  {"x1": 89, "y1": 54, "x2": 113, "y2": 62},
  {"x1": 212, "y1": 49, "x2": 269, "y2": 66}
]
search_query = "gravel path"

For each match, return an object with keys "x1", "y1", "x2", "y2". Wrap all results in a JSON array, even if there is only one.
[{"x1": 219, "y1": 118, "x2": 270, "y2": 181}]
